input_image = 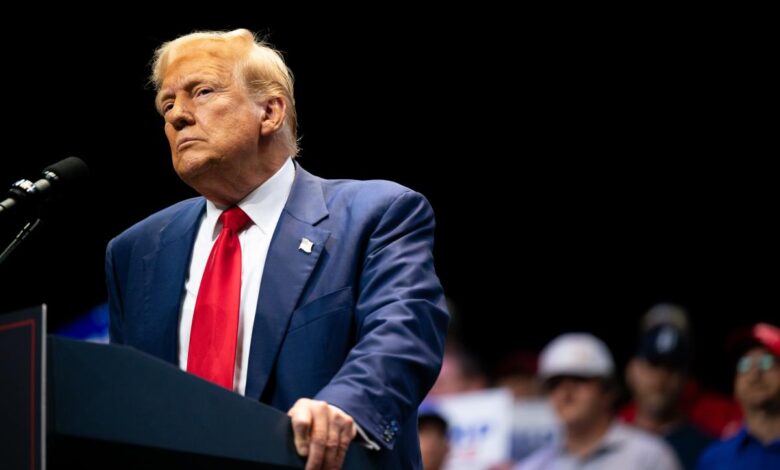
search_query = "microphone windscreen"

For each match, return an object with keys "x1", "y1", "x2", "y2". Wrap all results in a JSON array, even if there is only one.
[{"x1": 44, "y1": 157, "x2": 89, "y2": 187}]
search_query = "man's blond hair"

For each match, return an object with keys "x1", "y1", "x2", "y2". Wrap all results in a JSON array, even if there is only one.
[{"x1": 151, "y1": 29, "x2": 298, "y2": 156}]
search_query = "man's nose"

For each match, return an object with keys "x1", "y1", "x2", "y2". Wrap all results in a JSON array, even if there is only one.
[{"x1": 166, "y1": 99, "x2": 195, "y2": 130}]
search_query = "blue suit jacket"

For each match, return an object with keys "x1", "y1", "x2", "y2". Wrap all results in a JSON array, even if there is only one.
[{"x1": 106, "y1": 164, "x2": 449, "y2": 468}]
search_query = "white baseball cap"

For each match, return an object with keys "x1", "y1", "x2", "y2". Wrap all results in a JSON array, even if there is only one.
[{"x1": 539, "y1": 333, "x2": 615, "y2": 380}]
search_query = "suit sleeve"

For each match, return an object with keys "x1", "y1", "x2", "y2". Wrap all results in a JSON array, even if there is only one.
[
  {"x1": 313, "y1": 189, "x2": 449, "y2": 449},
  {"x1": 105, "y1": 238, "x2": 125, "y2": 345}
]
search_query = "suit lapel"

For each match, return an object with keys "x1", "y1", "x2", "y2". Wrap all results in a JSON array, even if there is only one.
[
  {"x1": 141, "y1": 199, "x2": 205, "y2": 364},
  {"x1": 245, "y1": 165, "x2": 330, "y2": 400}
]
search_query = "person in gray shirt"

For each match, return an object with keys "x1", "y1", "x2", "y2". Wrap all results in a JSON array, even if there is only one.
[{"x1": 517, "y1": 333, "x2": 681, "y2": 470}]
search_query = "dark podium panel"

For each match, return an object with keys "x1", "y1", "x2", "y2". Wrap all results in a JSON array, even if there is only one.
[
  {"x1": 47, "y1": 336, "x2": 379, "y2": 469},
  {"x1": 0, "y1": 306, "x2": 44, "y2": 470}
]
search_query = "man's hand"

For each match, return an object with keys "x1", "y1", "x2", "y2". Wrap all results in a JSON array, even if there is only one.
[{"x1": 288, "y1": 398, "x2": 358, "y2": 470}]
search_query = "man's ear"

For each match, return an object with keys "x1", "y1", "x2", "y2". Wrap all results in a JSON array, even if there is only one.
[{"x1": 259, "y1": 96, "x2": 286, "y2": 136}]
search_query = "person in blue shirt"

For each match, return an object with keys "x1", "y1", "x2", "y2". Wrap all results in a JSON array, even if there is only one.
[{"x1": 697, "y1": 323, "x2": 780, "y2": 469}]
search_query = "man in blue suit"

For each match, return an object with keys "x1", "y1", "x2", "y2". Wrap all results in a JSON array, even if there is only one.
[{"x1": 106, "y1": 29, "x2": 448, "y2": 469}]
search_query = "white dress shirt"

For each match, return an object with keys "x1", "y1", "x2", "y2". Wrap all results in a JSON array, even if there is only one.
[{"x1": 178, "y1": 157, "x2": 295, "y2": 395}]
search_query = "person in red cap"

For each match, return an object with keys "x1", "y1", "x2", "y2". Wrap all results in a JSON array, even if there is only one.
[{"x1": 697, "y1": 323, "x2": 780, "y2": 469}]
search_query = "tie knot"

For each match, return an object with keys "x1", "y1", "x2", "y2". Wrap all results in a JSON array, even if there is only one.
[{"x1": 219, "y1": 206, "x2": 251, "y2": 233}]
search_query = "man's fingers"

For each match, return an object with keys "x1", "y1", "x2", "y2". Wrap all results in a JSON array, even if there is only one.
[
  {"x1": 323, "y1": 411, "x2": 346, "y2": 469},
  {"x1": 305, "y1": 401, "x2": 329, "y2": 470},
  {"x1": 288, "y1": 400, "x2": 313, "y2": 457},
  {"x1": 289, "y1": 400, "x2": 359, "y2": 470},
  {"x1": 333, "y1": 414, "x2": 356, "y2": 469}
]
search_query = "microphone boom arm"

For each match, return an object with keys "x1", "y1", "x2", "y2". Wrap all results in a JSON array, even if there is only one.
[{"x1": 0, "y1": 216, "x2": 42, "y2": 266}]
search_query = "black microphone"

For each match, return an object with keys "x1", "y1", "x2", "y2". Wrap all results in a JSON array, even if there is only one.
[{"x1": 0, "y1": 157, "x2": 89, "y2": 216}]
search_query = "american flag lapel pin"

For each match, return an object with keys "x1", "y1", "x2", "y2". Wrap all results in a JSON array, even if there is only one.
[{"x1": 298, "y1": 238, "x2": 314, "y2": 254}]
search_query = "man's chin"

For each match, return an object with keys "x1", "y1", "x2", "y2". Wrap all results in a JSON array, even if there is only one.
[
  {"x1": 741, "y1": 390, "x2": 777, "y2": 408},
  {"x1": 174, "y1": 156, "x2": 217, "y2": 184},
  {"x1": 559, "y1": 409, "x2": 589, "y2": 425}
]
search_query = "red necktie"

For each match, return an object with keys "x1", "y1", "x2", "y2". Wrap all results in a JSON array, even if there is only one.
[{"x1": 188, "y1": 206, "x2": 251, "y2": 389}]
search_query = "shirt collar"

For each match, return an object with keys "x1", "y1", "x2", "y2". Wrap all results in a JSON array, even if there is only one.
[
  {"x1": 735, "y1": 427, "x2": 751, "y2": 449},
  {"x1": 599, "y1": 421, "x2": 629, "y2": 452},
  {"x1": 203, "y1": 157, "x2": 295, "y2": 237},
  {"x1": 736, "y1": 426, "x2": 780, "y2": 451},
  {"x1": 558, "y1": 420, "x2": 627, "y2": 459}
]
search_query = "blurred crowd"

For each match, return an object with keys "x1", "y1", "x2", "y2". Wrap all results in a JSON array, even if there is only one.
[{"x1": 418, "y1": 304, "x2": 780, "y2": 469}]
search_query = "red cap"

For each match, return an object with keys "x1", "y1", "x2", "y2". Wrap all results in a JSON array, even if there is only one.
[
  {"x1": 752, "y1": 323, "x2": 780, "y2": 356},
  {"x1": 729, "y1": 323, "x2": 780, "y2": 358}
]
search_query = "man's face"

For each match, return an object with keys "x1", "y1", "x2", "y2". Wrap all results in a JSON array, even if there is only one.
[
  {"x1": 627, "y1": 358, "x2": 685, "y2": 418},
  {"x1": 548, "y1": 376, "x2": 612, "y2": 428},
  {"x1": 158, "y1": 44, "x2": 270, "y2": 203},
  {"x1": 418, "y1": 421, "x2": 449, "y2": 470},
  {"x1": 735, "y1": 347, "x2": 780, "y2": 412}
]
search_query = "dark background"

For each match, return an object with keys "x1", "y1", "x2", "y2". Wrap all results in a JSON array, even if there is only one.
[{"x1": 0, "y1": 13, "x2": 775, "y2": 392}]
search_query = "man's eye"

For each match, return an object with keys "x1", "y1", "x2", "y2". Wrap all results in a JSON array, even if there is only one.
[
  {"x1": 196, "y1": 88, "x2": 213, "y2": 97},
  {"x1": 162, "y1": 102, "x2": 174, "y2": 113}
]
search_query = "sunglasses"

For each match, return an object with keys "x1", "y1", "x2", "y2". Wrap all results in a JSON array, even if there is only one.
[{"x1": 736, "y1": 354, "x2": 776, "y2": 374}]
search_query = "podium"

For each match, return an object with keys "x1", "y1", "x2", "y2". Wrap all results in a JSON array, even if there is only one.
[{"x1": 2, "y1": 306, "x2": 379, "y2": 469}]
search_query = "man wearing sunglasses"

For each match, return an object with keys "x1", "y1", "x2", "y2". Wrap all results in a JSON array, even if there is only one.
[{"x1": 697, "y1": 323, "x2": 780, "y2": 469}]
